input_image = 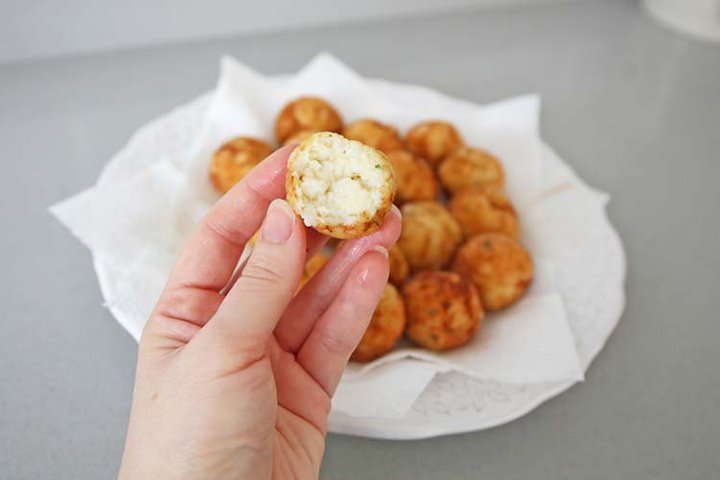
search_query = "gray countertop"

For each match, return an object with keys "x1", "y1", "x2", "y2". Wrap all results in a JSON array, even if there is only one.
[{"x1": 2, "y1": 1, "x2": 719, "y2": 478}]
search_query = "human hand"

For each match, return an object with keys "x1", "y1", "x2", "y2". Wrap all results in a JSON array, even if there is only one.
[{"x1": 118, "y1": 145, "x2": 401, "y2": 480}]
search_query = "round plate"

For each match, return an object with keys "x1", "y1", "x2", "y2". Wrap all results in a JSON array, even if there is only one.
[{"x1": 93, "y1": 79, "x2": 626, "y2": 440}]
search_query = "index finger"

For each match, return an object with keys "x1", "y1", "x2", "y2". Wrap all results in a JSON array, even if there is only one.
[{"x1": 166, "y1": 144, "x2": 295, "y2": 292}]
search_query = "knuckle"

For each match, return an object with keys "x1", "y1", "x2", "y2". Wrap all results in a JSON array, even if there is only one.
[
  {"x1": 238, "y1": 255, "x2": 286, "y2": 291},
  {"x1": 319, "y1": 330, "x2": 357, "y2": 357},
  {"x1": 154, "y1": 287, "x2": 221, "y2": 324},
  {"x1": 202, "y1": 215, "x2": 247, "y2": 249}
]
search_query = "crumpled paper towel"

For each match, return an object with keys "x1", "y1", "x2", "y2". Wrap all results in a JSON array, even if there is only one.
[{"x1": 51, "y1": 53, "x2": 583, "y2": 419}]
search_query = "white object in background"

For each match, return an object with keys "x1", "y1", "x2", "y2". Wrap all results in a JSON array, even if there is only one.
[{"x1": 644, "y1": 0, "x2": 720, "y2": 42}]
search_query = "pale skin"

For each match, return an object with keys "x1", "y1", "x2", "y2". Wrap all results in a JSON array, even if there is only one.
[{"x1": 118, "y1": 145, "x2": 401, "y2": 480}]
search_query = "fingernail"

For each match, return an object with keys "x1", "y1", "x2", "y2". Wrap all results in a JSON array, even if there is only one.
[
  {"x1": 370, "y1": 245, "x2": 388, "y2": 258},
  {"x1": 261, "y1": 199, "x2": 295, "y2": 244},
  {"x1": 391, "y1": 204, "x2": 402, "y2": 221}
]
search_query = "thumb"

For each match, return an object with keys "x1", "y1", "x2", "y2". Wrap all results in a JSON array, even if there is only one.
[{"x1": 195, "y1": 199, "x2": 306, "y2": 358}]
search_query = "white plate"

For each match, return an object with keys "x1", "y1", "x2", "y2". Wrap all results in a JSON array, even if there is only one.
[{"x1": 92, "y1": 79, "x2": 626, "y2": 440}]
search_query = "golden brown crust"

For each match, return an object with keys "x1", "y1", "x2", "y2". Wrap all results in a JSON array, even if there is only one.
[
  {"x1": 285, "y1": 132, "x2": 397, "y2": 239},
  {"x1": 397, "y1": 201, "x2": 463, "y2": 272},
  {"x1": 437, "y1": 146, "x2": 505, "y2": 193},
  {"x1": 283, "y1": 129, "x2": 316, "y2": 146},
  {"x1": 404, "y1": 121, "x2": 463, "y2": 168},
  {"x1": 307, "y1": 209, "x2": 392, "y2": 239},
  {"x1": 448, "y1": 186, "x2": 520, "y2": 239},
  {"x1": 452, "y1": 233, "x2": 533, "y2": 311},
  {"x1": 209, "y1": 137, "x2": 274, "y2": 194},
  {"x1": 298, "y1": 252, "x2": 329, "y2": 291},
  {"x1": 388, "y1": 244, "x2": 410, "y2": 286},
  {"x1": 342, "y1": 119, "x2": 404, "y2": 154},
  {"x1": 351, "y1": 283, "x2": 406, "y2": 361},
  {"x1": 402, "y1": 271, "x2": 483, "y2": 350},
  {"x1": 274, "y1": 97, "x2": 343, "y2": 144},
  {"x1": 386, "y1": 150, "x2": 440, "y2": 204}
]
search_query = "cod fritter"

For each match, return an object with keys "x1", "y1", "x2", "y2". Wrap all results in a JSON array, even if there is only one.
[
  {"x1": 453, "y1": 233, "x2": 533, "y2": 311},
  {"x1": 403, "y1": 271, "x2": 483, "y2": 350}
]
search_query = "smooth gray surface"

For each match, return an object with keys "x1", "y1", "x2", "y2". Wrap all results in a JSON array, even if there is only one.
[
  {"x1": 0, "y1": 0, "x2": 558, "y2": 65},
  {"x1": 1, "y1": 1, "x2": 719, "y2": 479}
]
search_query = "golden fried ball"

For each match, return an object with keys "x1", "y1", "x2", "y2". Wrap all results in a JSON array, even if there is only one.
[
  {"x1": 298, "y1": 252, "x2": 329, "y2": 290},
  {"x1": 402, "y1": 271, "x2": 483, "y2": 350},
  {"x1": 342, "y1": 119, "x2": 404, "y2": 154},
  {"x1": 397, "y1": 201, "x2": 463, "y2": 271},
  {"x1": 437, "y1": 146, "x2": 505, "y2": 194},
  {"x1": 388, "y1": 244, "x2": 410, "y2": 286},
  {"x1": 274, "y1": 97, "x2": 343, "y2": 144},
  {"x1": 386, "y1": 150, "x2": 440, "y2": 204},
  {"x1": 286, "y1": 132, "x2": 396, "y2": 239},
  {"x1": 453, "y1": 233, "x2": 533, "y2": 311},
  {"x1": 209, "y1": 137, "x2": 274, "y2": 194},
  {"x1": 405, "y1": 121, "x2": 463, "y2": 168},
  {"x1": 447, "y1": 187, "x2": 520, "y2": 239},
  {"x1": 351, "y1": 283, "x2": 406, "y2": 361},
  {"x1": 283, "y1": 129, "x2": 316, "y2": 146}
]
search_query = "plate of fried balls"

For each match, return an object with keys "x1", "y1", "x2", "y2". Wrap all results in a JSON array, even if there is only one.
[
  {"x1": 52, "y1": 53, "x2": 625, "y2": 439},
  {"x1": 209, "y1": 96, "x2": 534, "y2": 362}
]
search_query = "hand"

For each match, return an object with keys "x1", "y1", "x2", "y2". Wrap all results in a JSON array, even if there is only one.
[{"x1": 118, "y1": 145, "x2": 401, "y2": 480}]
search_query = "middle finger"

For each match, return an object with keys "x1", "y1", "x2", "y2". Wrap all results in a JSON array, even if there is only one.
[{"x1": 273, "y1": 206, "x2": 401, "y2": 352}]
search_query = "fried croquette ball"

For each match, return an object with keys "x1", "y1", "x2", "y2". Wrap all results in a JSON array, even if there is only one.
[
  {"x1": 402, "y1": 271, "x2": 483, "y2": 350},
  {"x1": 405, "y1": 121, "x2": 463, "y2": 168},
  {"x1": 397, "y1": 201, "x2": 462, "y2": 271},
  {"x1": 209, "y1": 137, "x2": 274, "y2": 194},
  {"x1": 447, "y1": 187, "x2": 520, "y2": 239},
  {"x1": 342, "y1": 119, "x2": 404, "y2": 154},
  {"x1": 298, "y1": 252, "x2": 329, "y2": 290},
  {"x1": 453, "y1": 233, "x2": 533, "y2": 311},
  {"x1": 283, "y1": 129, "x2": 316, "y2": 146},
  {"x1": 437, "y1": 146, "x2": 505, "y2": 193},
  {"x1": 275, "y1": 97, "x2": 343, "y2": 144},
  {"x1": 388, "y1": 244, "x2": 409, "y2": 285},
  {"x1": 351, "y1": 283, "x2": 406, "y2": 361},
  {"x1": 386, "y1": 150, "x2": 440, "y2": 204},
  {"x1": 286, "y1": 132, "x2": 397, "y2": 239}
]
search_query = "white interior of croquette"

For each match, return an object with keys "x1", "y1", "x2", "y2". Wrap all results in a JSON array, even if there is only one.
[{"x1": 290, "y1": 134, "x2": 389, "y2": 227}]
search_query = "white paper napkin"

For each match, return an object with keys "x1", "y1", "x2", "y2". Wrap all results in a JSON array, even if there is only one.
[
  {"x1": 51, "y1": 53, "x2": 583, "y2": 420},
  {"x1": 333, "y1": 359, "x2": 450, "y2": 419}
]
